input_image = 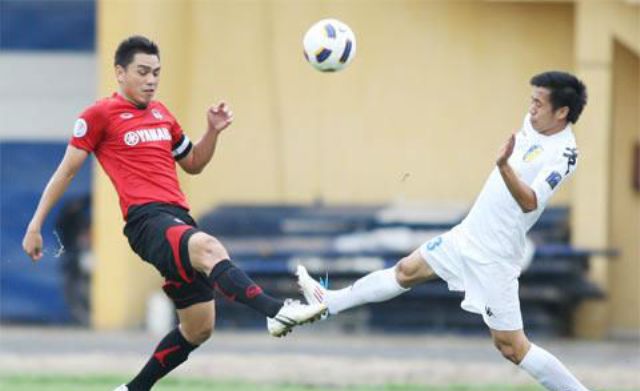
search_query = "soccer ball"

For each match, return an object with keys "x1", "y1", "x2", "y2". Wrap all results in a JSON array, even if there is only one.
[{"x1": 303, "y1": 18, "x2": 356, "y2": 72}]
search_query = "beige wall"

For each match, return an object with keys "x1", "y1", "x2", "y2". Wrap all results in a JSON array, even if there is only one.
[
  {"x1": 572, "y1": 0, "x2": 640, "y2": 338},
  {"x1": 608, "y1": 40, "x2": 640, "y2": 337}
]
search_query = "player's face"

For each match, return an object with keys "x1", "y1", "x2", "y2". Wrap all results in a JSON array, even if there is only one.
[
  {"x1": 116, "y1": 53, "x2": 161, "y2": 108},
  {"x1": 528, "y1": 87, "x2": 569, "y2": 134}
]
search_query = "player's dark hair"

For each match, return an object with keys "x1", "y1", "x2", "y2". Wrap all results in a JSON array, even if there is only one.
[
  {"x1": 114, "y1": 35, "x2": 160, "y2": 68},
  {"x1": 530, "y1": 71, "x2": 587, "y2": 124}
]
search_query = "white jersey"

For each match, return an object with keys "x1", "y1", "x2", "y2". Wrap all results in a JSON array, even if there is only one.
[{"x1": 459, "y1": 114, "x2": 579, "y2": 262}]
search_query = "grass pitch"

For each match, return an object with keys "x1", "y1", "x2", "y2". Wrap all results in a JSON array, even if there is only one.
[
  {"x1": 0, "y1": 375, "x2": 536, "y2": 390},
  {"x1": 1, "y1": 375, "x2": 637, "y2": 391}
]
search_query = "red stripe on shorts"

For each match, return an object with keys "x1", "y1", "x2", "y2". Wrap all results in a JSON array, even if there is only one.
[{"x1": 165, "y1": 225, "x2": 194, "y2": 283}]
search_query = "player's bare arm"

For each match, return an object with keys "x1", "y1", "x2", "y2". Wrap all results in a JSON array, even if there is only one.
[
  {"x1": 177, "y1": 102, "x2": 234, "y2": 174},
  {"x1": 22, "y1": 145, "x2": 89, "y2": 261},
  {"x1": 496, "y1": 134, "x2": 537, "y2": 213}
]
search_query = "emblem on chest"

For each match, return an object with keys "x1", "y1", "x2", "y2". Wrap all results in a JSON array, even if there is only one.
[
  {"x1": 523, "y1": 145, "x2": 543, "y2": 162},
  {"x1": 152, "y1": 108, "x2": 163, "y2": 119}
]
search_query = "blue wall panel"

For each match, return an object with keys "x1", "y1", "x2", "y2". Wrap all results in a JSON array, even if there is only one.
[
  {"x1": 0, "y1": 142, "x2": 92, "y2": 323},
  {"x1": 1, "y1": 0, "x2": 95, "y2": 51}
]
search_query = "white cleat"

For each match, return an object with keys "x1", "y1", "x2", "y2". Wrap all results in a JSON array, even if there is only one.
[
  {"x1": 267, "y1": 298, "x2": 327, "y2": 337},
  {"x1": 113, "y1": 385, "x2": 128, "y2": 391},
  {"x1": 296, "y1": 264, "x2": 329, "y2": 319}
]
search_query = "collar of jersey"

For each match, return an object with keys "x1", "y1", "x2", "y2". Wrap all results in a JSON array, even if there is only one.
[
  {"x1": 113, "y1": 92, "x2": 150, "y2": 110},
  {"x1": 523, "y1": 113, "x2": 572, "y2": 141}
]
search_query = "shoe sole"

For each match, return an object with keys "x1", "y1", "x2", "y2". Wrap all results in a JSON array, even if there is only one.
[{"x1": 272, "y1": 304, "x2": 327, "y2": 338}]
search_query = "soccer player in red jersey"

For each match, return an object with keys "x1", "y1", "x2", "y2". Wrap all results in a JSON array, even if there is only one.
[{"x1": 22, "y1": 36, "x2": 326, "y2": 391}]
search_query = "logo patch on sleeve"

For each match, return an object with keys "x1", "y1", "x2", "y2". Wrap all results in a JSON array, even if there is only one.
[
  {"x1": 426, "y1": 236, "x2": 443, "y2": 251},
  {"x1": 546, "y1": 171, "x2": 562, "y2": 189},
  {"x1": 73, "y1": 119, "x2": 87, "y2": 138},
  {"x1": 562, "y1": 147, "x2": 578, "y2": 175}
]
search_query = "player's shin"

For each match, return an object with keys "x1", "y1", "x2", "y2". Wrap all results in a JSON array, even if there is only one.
[
  {"x1": 519, "y1": 343, "x2": 589, "y2": 391},
  {"x1": 327, "y1": 267, "x2": 410, "y2": 314},
  {"x1": 127, "y1": 327, "x2": 198, "y2": 391},
  {"x1": 208, "y1": 259, "x2": 283, "y2": 317}
]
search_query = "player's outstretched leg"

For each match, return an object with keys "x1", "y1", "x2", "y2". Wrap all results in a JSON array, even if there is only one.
[
  {"x1": 492, "y1": 329, "x2": 590, "y2": 391},
  {"x1": 188, "y1": 232, "x2": 326, "y2": 337},
  {"x1": 297, "y1": 248, "x2": 435, "y2": 315}
]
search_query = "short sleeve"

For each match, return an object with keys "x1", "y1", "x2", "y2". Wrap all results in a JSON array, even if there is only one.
[
  {"x1": 69, "y1": 104, "x2": 107, "y2": 153},
  {"x1": 157, "y1": 102, "x2": 193, "y2": 161},
  {"x1": 169, "y1": 115, "x2": 193, "y2": 161},
  {"x1": 530, "y1": 146, "x2": 579, "y2": 207}
]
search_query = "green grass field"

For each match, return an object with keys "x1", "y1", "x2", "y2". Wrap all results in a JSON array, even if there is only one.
[
  {"x1": 0, "y1": 375, "x2": 539, "y2": 391},
  {"x1": 0, "y1": 375, "x2": 637, "y2": 391}
]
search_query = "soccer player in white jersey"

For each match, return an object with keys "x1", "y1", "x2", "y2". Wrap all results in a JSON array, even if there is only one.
[{"x1": 297, "y1": 71, "x2": 589, "y2": 391}]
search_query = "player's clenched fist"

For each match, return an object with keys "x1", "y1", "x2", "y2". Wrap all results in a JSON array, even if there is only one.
[
  {"x1": 23, "y1": 230, "x2": 44, "y2": 261},
  {"x1": 207, "y1": 102, "x2": 234, "y2": 133}
]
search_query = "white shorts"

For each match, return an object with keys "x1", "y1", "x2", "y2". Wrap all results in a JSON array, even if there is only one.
[{"x1": 418, "y1": 227, "x2": 523, "y2": 331}]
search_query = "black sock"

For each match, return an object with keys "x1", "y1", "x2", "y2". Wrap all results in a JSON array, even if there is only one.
[
  {"x1": 127, "y1": 327, "x2": 198, "y2": 391},
  {"x1": 209, "y1": 259, "x2": 284, "y2": 318}
]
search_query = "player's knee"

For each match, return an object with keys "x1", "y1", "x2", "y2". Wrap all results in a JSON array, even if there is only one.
[
  {"x1": 194, "y1": 321, "x2": 215, "y2": 344},
  {"x1": 494, "y1": 340, "x2": 518, "y2": 363},
  {"x1": 395, "y1": 257, "x2": 429, "y2": 287},
  {"x1": 493, "y1": 335, "x2": 529, "y2": 364},
  {"x1": 183, "y1": 320, "x2": 215, "y2": 345},
  {"x1": 189, "y1": 233, "x2": 229, "y2": 274}
]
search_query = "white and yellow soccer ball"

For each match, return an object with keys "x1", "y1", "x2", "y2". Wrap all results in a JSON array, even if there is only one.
[{"x1": 303, "y1": 18, "x2": 356, "y2": 72}]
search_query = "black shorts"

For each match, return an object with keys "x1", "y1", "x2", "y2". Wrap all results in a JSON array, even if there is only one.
[{"x1": 124, "y1": 202, "x2": 214, "y2": 309}]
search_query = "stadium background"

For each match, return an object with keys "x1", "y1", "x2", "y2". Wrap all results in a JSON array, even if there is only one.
[{"x1": 0, "y1": 0, "x2": 638, "y2": 389}]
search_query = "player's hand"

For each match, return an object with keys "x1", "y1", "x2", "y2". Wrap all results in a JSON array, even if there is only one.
[
  {"x1": 207, "y1": 102, "x2": 234, "y2": 133},
  {"x1": 23, "y1": 230, "x2": 44, "y2": 262},
  {"x1": 496, "y1": 133, "x2": 516, "y2": 167}
]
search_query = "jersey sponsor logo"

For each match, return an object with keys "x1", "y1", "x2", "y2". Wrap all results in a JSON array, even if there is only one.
[
  {"x1": 120, "y1": 112, "x2": 134, "y2": 119},
  {"x1": 152, "y1": 108, "x2": 164, "y2": 119},
  {"x1": 523, "y1": 144, "x2": 543, "y2": 162},
  {"x1": 123, "y1": 127, "x2": 171, "y2": 146},
  {"x1": 124, "y1": 131, "x2": 140, "y2": 146},
  {"x1": 73, "y1": 118, "x2": 88, "y2": 138},
  {"x1": 545, "y1": 171, "x2": 562, "y2": 189}
]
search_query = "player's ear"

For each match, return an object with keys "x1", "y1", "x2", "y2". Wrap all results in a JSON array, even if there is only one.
[
  {"x1": 115, "y1": 64, "x2": 126, "y2": 83},
  {"x1": 555, "y1": 106, "x2": 569, "y2": 121}
]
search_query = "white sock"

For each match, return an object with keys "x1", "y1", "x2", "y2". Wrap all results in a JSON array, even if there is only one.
[
  {"x1": 325, "y1": 267, "x2": 410, "y2": 314},
  {"x1": 519, "y1": 343, "x2": 589, "y2": 391}
]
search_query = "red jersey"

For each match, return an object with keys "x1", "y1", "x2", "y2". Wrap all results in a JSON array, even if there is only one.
[{"x1": 70, "y1": 93, "x2": 192, "y2": 219}]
